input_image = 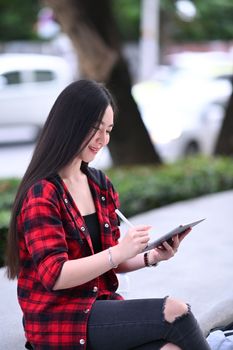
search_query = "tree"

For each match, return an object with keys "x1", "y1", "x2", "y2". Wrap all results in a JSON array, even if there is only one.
[
  {"x1": 1, "y1": 1, "x2": 233, "y2": 43},
  {"x1": 44, "y1": 0, "x2": 161, "y2": 165},
  {"x1": 0, "y1": 0, "x2": 39, "y2": 41},
  {"x1": 173, "y1": 0, "x2": 233, "y2": 42},
  {"x1": 215, "y1": 87, "x2": 233, "y2": 156}
]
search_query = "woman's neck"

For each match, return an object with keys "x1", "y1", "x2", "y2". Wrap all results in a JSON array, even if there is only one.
[
  {"x1": 59, "y1": 158, "x2": 84, "y2": 183},
  {"x1": 59, "y1": 160, "x2": 95, "y2": 215}
]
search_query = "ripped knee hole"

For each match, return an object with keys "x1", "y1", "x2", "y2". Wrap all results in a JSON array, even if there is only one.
[{"x1": 163, "y1": 297, "x2": 189, "y2": 323}]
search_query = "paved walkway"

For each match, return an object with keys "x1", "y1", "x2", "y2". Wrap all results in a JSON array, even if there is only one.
[{"x1": 1, "y1": 190, "x2": 233, "y2": 349}]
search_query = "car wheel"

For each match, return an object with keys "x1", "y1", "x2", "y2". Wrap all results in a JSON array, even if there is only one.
[{"x1": 184, "y1": 141, "x2": 200, "y2": 156}]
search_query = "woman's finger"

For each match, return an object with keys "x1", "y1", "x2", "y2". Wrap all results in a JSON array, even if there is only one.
[
  {"x1": 179, "y1": 228, "x2": 192, "y2": 241},
  {"x1": 171, "y1": 235, "x2": 179, "y2": 249},
  {"x1": 135, "y1": 225, "x2": 152, "y2": 231},
  {"x1": 162, "y1": 241, "x2": 174, "y2": 251}
]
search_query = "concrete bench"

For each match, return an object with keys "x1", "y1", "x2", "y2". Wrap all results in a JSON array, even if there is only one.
[
  {"x1": 199, "y1": 299, "x2": 233, "y2": 337},
  {"x1": 0, "y1": 268, "x2": 25, "y2": 349}
]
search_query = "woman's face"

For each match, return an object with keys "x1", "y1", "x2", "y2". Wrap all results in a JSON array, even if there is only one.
[{"x1": 79, "y1": 105, "x2": 114, "y2": 163}]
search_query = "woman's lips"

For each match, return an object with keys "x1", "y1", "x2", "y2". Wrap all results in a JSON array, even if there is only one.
[{"x1": 89, "y1": 146, "x2": 100, "y2": 154}]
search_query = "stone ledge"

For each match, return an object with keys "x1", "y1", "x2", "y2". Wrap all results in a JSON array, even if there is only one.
[{"x1": 199, "y1": 299, "x2": 233, "y2": 336}]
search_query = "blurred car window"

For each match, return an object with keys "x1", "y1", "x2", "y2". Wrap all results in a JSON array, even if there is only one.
[
  {"x1": 3, "y1": 71, "x2": 21, "y2": 85},
  {"x1": 34, "y1": 70, "x2": 55, "y2": 82}
]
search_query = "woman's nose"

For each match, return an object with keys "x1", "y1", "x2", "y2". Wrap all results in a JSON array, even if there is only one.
[{"x1": 97, "y1": 131, "x2": 107, "y2": 145}]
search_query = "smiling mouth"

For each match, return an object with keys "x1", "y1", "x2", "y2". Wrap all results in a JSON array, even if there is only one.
[{"x1": 89, "y1": 146, "x2": 100, "y2": 154}]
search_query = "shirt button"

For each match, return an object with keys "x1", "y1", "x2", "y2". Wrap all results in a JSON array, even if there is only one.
[
  {"x1": 64, "y1": 198, "x2": 68, "y2": 204},
  {"x1": 81, "y1": 226, "x2": 86, "y2": 232},
  {"x1": 93, "y1": 286, "x2": 98, "y2": 293},
  {"x1": 104, "y1": 223, "x2": 109, "y2": 228},
  {"x1": 80, "y1": 338, "x2": 85, "y2": 345},
  {"x1": 101, "y1": 196, "x2": 106, "y2": 201},
  {"x1": 83, "y1": 308, "x2": 90, "y2": 314}
]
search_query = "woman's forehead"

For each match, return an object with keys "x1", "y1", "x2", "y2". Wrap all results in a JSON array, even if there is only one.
[{"x1": 101, "y1": 105, "x2": 114, "y2": 127}]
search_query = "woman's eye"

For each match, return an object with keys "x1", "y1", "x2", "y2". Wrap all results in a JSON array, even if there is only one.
[{"x1": 92, "y1": 126, "x2": 112, "y2": 136}]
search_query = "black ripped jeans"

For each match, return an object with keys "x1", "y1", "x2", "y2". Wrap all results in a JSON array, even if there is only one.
[{"x1": 87, "y1": 298, "x2": 211, "y2": 350}]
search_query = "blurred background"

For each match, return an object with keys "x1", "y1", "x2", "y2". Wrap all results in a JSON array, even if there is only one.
[{"x1": 0, "y1": 0, "x2": 233, "y2": 176}]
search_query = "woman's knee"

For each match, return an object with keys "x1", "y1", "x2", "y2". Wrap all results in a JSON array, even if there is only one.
[
  {"x1": 163, "y1": 297, "x2": 188, "y2": 323},
  {"x1": 161, "y1": 343, "x2": 181, "y2": 350}
]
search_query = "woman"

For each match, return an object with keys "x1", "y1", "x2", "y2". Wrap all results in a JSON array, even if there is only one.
[{"x1": 6, "y1": 80, "x2": 210, "y2": 350}]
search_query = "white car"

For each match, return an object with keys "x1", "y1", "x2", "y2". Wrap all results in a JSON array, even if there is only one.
[
  {"x1": 132, "y1": 57, "x2": 233, "y2": 162},
  {"x1": 0, "y1": 53, "x2": 74, "y2": 143}
]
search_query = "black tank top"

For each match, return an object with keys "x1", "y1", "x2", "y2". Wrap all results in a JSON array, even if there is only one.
[{"x1": 83, "y1": 212, "x2": 102, "y2": 253}]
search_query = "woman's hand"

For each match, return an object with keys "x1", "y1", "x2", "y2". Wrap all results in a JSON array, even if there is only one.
[
  {"x1": 118, "y1": 225, "x2": 151, "y2": 261},
  {"x1": 147, "y1": 228, "x2": 191, "y2": 265}
]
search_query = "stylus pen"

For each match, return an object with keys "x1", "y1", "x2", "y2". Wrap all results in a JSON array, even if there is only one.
[
  {"x1": 115, "y1": 208, "x2": 149, "y2": 251},
  {"x1": 115, "y1": 209, "x2": 135, "y2": 228}
]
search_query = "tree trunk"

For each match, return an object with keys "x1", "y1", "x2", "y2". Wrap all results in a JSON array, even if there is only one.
[
  {"x1": 107, "y1": 57, "x2": 159, "y2": 165},
  {"x1": 44, "y1": 0, "x2": 161, "y2": 165},
  {"x1": 215, "y1": 89, "x2": 233, "y2": 156}
]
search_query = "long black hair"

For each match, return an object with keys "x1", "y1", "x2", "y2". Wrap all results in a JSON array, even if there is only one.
[{"x1": 6, "y1": 79, "x2": 116, "y2": 279}]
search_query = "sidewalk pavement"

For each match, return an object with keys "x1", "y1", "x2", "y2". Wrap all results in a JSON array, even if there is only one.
[{"x1": 1, "y1": 190, "x2": 233, "y2": 349}]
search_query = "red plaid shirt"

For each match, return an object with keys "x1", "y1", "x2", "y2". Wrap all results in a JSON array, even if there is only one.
[{"x1": 17, "y1": 166, "x2": 123, "y2": 349}]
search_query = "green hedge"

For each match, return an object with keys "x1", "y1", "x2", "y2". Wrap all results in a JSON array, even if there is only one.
[
  {"x1": 0, "y1": 227, "x2": 7, "y2": 268},
  {"x1": 0, "y1": 178, "x2": 19, "y2": 267},
  {"x1": 106, "y1": 156, "x2": 233, "y2": 217},
  {"x1": 1, "y1": 156, "x2": 233, "y2": 267}
]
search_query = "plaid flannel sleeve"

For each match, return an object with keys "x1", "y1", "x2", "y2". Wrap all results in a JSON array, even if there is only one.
[{"x1": 21, "y1": 182, "x2": 68, "y2": 291}]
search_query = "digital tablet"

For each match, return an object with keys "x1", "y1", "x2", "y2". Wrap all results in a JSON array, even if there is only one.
[{"x1": 142, "y1": 218, "x2": 205, "y2": 253}]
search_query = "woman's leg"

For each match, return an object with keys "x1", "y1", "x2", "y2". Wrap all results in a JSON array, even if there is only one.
[
  {"x1": 87, "y1": 298, "x2": 168, "y2": 350},
  {"x1": 160, "y1": 344, "x2": 181, "y2": 350},
  {"x1": 133, "y1": 341, "x2": 181, "y2": 350},
  {"x1": 162, "y1": 297, "x2": 211, "y2": 350},
  {"x1": 87, "y1": 297, "x2": 210, "y2": 350}
]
